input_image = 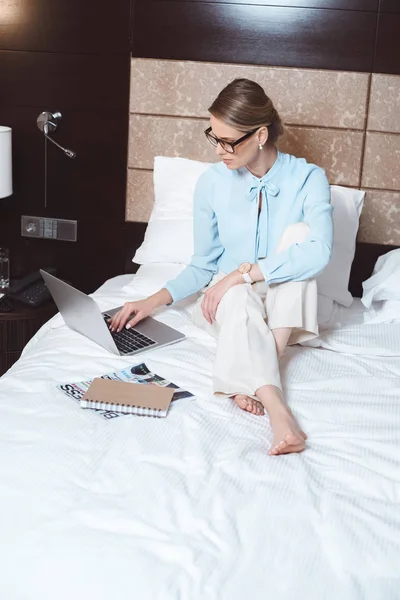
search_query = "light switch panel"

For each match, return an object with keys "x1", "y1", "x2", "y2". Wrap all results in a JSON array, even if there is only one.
[{"x1": 21, "y1": 216, "x2": 77, "y2": 242}]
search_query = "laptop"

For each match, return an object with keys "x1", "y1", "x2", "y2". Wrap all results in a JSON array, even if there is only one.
[{"x1": 40, "y1": 269, "x2": 185, "y2": 356}]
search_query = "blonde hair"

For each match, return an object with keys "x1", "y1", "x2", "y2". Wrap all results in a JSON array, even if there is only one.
[{"x1": 208, "y1": 78, "x2": 284, "y2": 145}]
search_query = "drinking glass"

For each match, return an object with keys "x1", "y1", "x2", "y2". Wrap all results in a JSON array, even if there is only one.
[{"x1": 0, "y1": 247, "x2": 10, "y2": 289}]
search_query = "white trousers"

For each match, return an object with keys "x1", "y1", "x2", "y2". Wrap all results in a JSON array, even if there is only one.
[{"x1": 192, "y1": 223, "x2": 318, "y2": 398}]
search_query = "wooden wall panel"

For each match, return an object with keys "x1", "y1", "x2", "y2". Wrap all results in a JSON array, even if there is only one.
[
  {"x1": 169, "y1": 0, "x2": 378, "y2": 8},
  {"x1": 375, "y1": 14, "x2": 400, "y2": 75},
  {"x1": 0, "y1": 101, "x2": 130, "y2": 290},
  {"x1": 133, "y1": 1, "x2": 377, "y2": 72},
  {"x1": 0, "y1": 0, "x2": 131, "y2": 53},
  {"x1": 1, "y1": 220, "x2": 139, "y2": 293},
  {"x1": 380, "y1": 0, "x2": 400, "y2": 13},
  {"x1": 0, "y1": 0, "x2": 133, "y2": 294},
  {"x1": 0, "y1": 63, "x2": 130, "y2": 212},
  {"x1": 0, "y1": 51, "x2": 131, "y2": 221},
  {"x1": 0, "y1": 51, "x2": 129, "y2": 109}
]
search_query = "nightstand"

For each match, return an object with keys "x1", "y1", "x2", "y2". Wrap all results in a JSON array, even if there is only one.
[{"x1": 0, "y1": 299, "x2": 57, "y2": 376}]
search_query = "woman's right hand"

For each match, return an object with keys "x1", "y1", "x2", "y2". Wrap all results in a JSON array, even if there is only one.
[{"x1": 108, "y1": 298, "x2": 155, "y2": 332}]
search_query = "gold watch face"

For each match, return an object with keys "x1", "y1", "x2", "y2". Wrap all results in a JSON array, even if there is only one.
[{"x1": 239, "y1": 262, "x2": 251, "y2": 274}]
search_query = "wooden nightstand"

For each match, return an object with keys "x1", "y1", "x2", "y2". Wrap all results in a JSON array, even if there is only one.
[{"x1": 0, "y1": 299, "x2": 58, "y2": 376}]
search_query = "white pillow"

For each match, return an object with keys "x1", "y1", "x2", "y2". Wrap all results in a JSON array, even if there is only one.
[
  {"x1": 123, "y1": 262, "x2": 187, "y2": 297},
  {"x1": 362, "y1": 248, "x2": 400, "y2": 309},
  {"x1": 363, "y1": 300, "x2": 400, "y2": 324},
  {"x1": 133, "y1": 217, "x2": 194, "y2": 265},
  {"x1": 316, "y1": 185, "x2": 365, "y2": 307},
  {"x1": 133, "y1": 157, "x2": 364, "y2": 307},
  {"x1": 133, "y1": 157, "x2": 212, "y2": 265}
]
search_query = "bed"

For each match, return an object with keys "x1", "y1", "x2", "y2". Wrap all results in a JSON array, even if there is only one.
[{"x1": 1, "y1": 261, "x2": 400, "y2": 600}]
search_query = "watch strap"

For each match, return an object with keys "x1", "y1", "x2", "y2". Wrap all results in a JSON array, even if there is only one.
[{"x1": 241, "y1": 271, "x2": 253, "y2": 284}]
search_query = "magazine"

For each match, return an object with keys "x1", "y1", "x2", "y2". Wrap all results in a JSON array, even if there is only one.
[{"x1": 57, "y1": 362, "x2": 194, "y2": 420}]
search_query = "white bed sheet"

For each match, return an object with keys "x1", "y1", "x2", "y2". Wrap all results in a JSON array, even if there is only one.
[{"x1": 1, "y1": 267, "x2": 400, "y2": 600}]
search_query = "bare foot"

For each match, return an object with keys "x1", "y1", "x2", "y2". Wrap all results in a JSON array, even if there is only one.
[
  {"x1": 268, "y1": 408, "x2": 307, "y2": 456},
  {"x1": 232, "y1": 394, "x2": 264, "y2": 416}
]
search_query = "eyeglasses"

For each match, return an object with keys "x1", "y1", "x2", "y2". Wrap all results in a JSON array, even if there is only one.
[{"x1": 204, "y1": 126, "x2": 259, "y2": 154}]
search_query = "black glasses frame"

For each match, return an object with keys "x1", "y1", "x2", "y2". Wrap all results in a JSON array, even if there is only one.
[{"x1": 204, "y1": 127, "x2": 259, "y2": 154}]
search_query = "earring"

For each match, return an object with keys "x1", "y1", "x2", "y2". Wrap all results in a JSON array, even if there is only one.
[{"x1": 259, "y1": 143, "x2": 263, "y2": 151}]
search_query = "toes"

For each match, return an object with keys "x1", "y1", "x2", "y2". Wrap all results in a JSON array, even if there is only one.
[
  {"x1": 257, "y1": 403, "x2": 264, "y2": 416},
  {"x1": 233, "y1": 395, "x2": 264, "y2": 416},
  {"x1": 268, "y1": 440, "x2": 286, "y2": 455},
  {"x1": 301, "y1": 431, "x2": 308, "y2": 440},
  {"x1": 233, "y1": 395, "x2": 249, "y2": 410},
  {"x1": 269, "y1": 433, "x2": 306, "y2": 456},
  {"x1": 274, "y1": 440, "x2": 288, "y2": 455},
  {"x1": 247, "y1": 400, "x2": 264, "y2": 415},
  {"x1": 276, "y1": 443, "x2": 305, "y2": 456},
  {"x1": 245, "y1": 399, "x2": 254, "y2": 412},
  {"x1": 250, "y1": 402, "x2": 259, "y2": 415}
]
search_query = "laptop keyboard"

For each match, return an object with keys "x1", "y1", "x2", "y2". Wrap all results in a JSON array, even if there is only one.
[{"x1": 104, "y1": 317, "x2": 156, "y2": 354}]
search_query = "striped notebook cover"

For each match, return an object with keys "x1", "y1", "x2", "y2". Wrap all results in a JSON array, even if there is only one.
[{"x1": 80, "y1": 378, "x2": 174, "y2": 418}]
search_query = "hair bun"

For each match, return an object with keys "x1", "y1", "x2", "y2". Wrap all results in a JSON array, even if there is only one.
[{"x1": 209, "y1": 78, "x2": 284, "y2": 145}]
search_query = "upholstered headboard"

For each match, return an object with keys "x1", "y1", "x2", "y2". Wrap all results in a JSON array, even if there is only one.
[{"x1": 125, "y1": 58, "x2": 400, "y2": 296}]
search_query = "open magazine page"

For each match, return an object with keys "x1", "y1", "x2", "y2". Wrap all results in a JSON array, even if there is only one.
[
  {"x1": 127, "y1": 364, "x2": 194, "y2": 401},
  {"x1": 57, "y1": 362, "x2": 194, "y2": 420}
]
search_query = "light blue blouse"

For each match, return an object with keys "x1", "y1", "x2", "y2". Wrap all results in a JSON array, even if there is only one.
[{"x1": 165, "y1": 150, "x2": 333, "y2": 303}]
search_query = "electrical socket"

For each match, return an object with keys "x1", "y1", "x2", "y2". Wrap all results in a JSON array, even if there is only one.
[{"x1": 21, "y1": 216, "x2": 77, "y2": 242}]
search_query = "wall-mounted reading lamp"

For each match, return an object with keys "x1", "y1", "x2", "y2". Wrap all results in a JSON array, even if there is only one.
[
  {"x1": 19, "y1": 112, "x2": 78, "y2": 239},
  {"x1": 36, "y1": 112, "x2": 76, "y2": 159},
  {"x1": 36, "y1": 111, "x2": 76, "y2": 208}
]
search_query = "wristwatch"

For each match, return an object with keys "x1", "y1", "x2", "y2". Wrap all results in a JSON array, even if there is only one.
[{"x1": 238, "y1": 262, "x2": 253, "y2": 284}]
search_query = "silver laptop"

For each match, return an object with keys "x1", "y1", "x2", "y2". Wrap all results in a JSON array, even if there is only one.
[{"x1": 40, "y1": 270, "x2": 185, "y2": 356}]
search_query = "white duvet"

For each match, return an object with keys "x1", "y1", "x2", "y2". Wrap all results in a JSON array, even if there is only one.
[{"x1": 0, "y1": 266, "x2": 400, "y2": 600}]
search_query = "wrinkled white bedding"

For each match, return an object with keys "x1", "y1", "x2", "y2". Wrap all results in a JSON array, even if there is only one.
[{"x1": 0, "y1": 267, "x2": 399, "y2": 600}]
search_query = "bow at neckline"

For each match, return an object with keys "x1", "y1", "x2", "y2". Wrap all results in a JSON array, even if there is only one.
[{"x1": 246, "y1": 180, "x2": 280, "y2": 202}]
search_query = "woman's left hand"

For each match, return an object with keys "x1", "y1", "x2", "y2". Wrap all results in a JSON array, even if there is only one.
[{"x1": 201, "y1": 272, "x2": 241, "y2": 324}]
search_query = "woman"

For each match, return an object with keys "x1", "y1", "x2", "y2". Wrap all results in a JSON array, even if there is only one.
[{"x1": 110, "y1": 78, "x2": 333, "y2": 456}]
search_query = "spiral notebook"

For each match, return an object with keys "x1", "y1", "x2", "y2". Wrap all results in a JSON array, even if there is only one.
[{"x1": 80, "y1": 378, "x2": 175, "y2": 418}]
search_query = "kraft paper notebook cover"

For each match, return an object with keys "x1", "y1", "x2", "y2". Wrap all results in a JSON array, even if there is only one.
[{"x1": 80, "y1": 378, "x2": 174, "y2": 418}]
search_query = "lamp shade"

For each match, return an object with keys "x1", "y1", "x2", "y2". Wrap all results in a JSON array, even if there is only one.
[{"x1": 0, "y1": 126, "x2": 12, "y2": 199}]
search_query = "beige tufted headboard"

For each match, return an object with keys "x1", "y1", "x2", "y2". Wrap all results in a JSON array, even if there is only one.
[{"x1": 127, "y1": 58, "x2": 400, "y2": 247}]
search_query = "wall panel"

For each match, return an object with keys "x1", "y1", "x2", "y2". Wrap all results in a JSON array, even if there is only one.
[
  {"x1": 368, "y1": 74, "x2": 400, "y2": 133},
  {"x1": 128, "y1": 114, "x2": 363, "y2": 186},
  {"x1": 0, "y1": 51, "x2": 130, "y2": 109},
  {"x1": 380, "y1": 0, "x2": 400, "y2": 13},
  {"x1": 374, "y1": 14, "x2": 400, "y2": 75},
  {"x1": 164, "y1": 0, "x2": 378, "y2": 8},
  {"x1": 362, "y1": 133, "x2": 400, "y2": 190},
  {"x1": 126, "y1": 170, "x2": 154, "y2": 223},
  {"x1": 0, "y1": 0, "x2": 131, "y2": 53},
  {"x1": 127, "y1": 58, "x2": 400, "y2": 245},
  {"x1": 358, "y1": 191, "x2": 400, "y2": 245},
  {"x1": 0, "y1": 0, "x2": 132, "y2": 293},
  {"x1": 279, "y1": 127, "x2": 363, "y2": 187},
  {"x1": 0, "y1": 62, "x2": 130, "y2": 221},
  {"x1": 133, "y1": 2, "x2": 377, "y2": 72},
  {"x1": 130, "y1": 59, "x2": 369, "y2": 129}
]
